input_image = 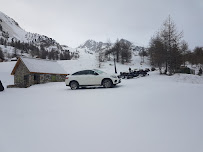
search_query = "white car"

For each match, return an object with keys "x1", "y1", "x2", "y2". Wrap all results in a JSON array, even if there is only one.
[{"x1": 65, "y1": 69, "x2": 121, "y2": 90}]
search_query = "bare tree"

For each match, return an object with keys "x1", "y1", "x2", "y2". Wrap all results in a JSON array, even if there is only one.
[
  {"x1": 180, "y1": 40, "x2": 188, "y2": 66},
  {"x1": 148, "y1": 16, "x2": 185, "y2": 75},
  {"x1": 139, "y1": 47, "x2": 148, "y2": 63},
  {"x1": 12, "y1": 47, "x2": 17, "y2": 58},
  {"x1": 104, "y1": 38, "x2": 132, "y2": 64},
  {"x1": 0, "y1": 47, "x2": 4, "y2": 60},
  {"x1": 113, "y1": 39, "x2": 121, "y2": 62},
  {"x1": 160, "y1": 16, "x2": 183, "y2": 74},
  {"x1": 96, "y1": 51, "x2": 105, "y2": 68},
  {"x1": 148, "y1": 35, "x2": 166, "y2": 73},
  {"x1": 105, "y1": 39, "x2": 112, "y2": 61},
  {"x1": 193, "y1": 47, "x2": 203, "y2": 66},
  {"x1": 120, "y1": 40, "x2": 132, "y2": 64}
]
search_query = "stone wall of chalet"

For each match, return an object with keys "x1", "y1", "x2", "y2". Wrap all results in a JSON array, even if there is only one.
[
  {"x1": 14, "y1": 61, "x2": 31, "y2": 88},
  {"x1": 38, "y1": 74, "x2": 66, "y2": 83}
]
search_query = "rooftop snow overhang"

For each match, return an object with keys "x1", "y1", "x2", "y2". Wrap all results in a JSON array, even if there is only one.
[{"x1": 11, "y1": 57, "x2": 68, "y2": 75}]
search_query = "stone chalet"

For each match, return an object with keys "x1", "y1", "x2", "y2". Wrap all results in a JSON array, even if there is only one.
[{"x1": 10, "y1": 57, "x2": 68, "y2": 88}]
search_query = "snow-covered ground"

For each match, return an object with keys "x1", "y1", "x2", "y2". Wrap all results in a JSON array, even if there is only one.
[
  {"x1": 0, "y1": 57, "x2": 203, "y2": 152},
  {"x1": 0, "y1": 61, "x2": 15, "y2": 86}
]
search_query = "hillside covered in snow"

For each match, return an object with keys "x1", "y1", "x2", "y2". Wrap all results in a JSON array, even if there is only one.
[
  {"x1": 0, "y1": 11, "x2": 65, "y2": 48},
  {"x1": 0, "y1": 11, "x2": 79, "y2": 60}
]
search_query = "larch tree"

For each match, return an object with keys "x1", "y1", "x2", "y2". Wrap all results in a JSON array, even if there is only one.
[
  {"x1": 160, "y1": 16, "x2": 183, "y2": 74},
  {"x1": 148, "y1": 16, "x2": 185, "y2": 75},
  {"x1": 180, "y1": 40, "x2": 189, "y2": 67}
]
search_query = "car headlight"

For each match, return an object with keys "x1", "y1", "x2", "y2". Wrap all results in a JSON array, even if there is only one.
[{"x1": 110, "y1": 75, "x2": 117, "y2": 78}]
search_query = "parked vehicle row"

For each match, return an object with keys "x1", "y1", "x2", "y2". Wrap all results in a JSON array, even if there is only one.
[{"x1": 119, "y1": 69, "x2": 150, "y2": 79}]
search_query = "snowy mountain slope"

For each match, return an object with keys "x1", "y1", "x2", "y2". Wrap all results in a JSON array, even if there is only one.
[
  {"x1": 0, "y1": 11, "x2": 65, "y2": 54},
  {"x1": 1, "y1": 11, "x2": 38, "y2": 42},
  {"x1": 59, "y1": 43, "x2": 149, "y2": 73},
  {"x1": 0, "y1": 11, "x2": 145, "y2": 62},
  {"x1": 78, "y1": 39, "x2": 145, "y2": 57},
  {"x1": 0, "y1": 11, "x2": 101, "y2": 60},
  {"x1": 0, "y1": 11, "x2": 27, "y2": 42},
  {"x1": 58, "y1": 56, "x2": 149, "y2": 75},
  {"x1": 78, "y1": 39, "x2": 109, "y2": 52},
  {"x1": 60, "y1": 40, "x2": 150, "y2": 74},
  {"x1": 0, "y1": 45, "x2": 20, "y2": 56}
]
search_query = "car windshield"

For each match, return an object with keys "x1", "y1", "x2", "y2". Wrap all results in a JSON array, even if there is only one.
[{"x1": 93, "y1": 69, "x2": 106, "y2": 74}]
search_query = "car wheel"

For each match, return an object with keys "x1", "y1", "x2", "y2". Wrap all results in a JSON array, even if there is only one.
[
  {"x1": 70, "y1": 81, "x2": 79, "y2": 90},
  {"x1": 102, "y1": 79, "x2": 113, "y2": 88}
]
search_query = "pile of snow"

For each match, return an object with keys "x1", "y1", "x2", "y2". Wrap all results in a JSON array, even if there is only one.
[{"x1": 172, "y1": 73, "x2": 203, "y2": 84}]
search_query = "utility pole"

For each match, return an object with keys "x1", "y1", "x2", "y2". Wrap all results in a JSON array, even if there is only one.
[{"x1": 114, "y1": 56, "x2": 117, "y2": 74}]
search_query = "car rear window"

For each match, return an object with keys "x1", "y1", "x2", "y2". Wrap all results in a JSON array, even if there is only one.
[
  {"x1": 93, "y1": 69, "x2": 106, "y2": 74},
  {"x1": 72, "y1": 70, "x2": 95, "y2": 75}
]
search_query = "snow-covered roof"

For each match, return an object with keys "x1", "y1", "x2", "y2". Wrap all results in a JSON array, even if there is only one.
[{"x1": 12, "y1": 57, "x2": 68, "y2": 75}]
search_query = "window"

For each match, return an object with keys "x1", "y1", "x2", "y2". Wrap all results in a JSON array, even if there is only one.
[
  {"x1": 72, "y1": 70, "x2": 95, "y2": 75},
  {"x1": 83, "y1": 70, "x2": 94, "y2": 75},
  {"x1": 34, "y1": 74, "x2": 40, "y2": 84},
  {"x1": 72, "y1": 71, "x2": 83, "y2": 75},
  {"x1": 88, "y1": 70, "x2": 97, "y2": 75},
  {"x1": 51, "y1": 75, "x2": 56, "y2": 82},
  {"x1": 93, "y1": 69, "x2": 105, "y2": 74}
]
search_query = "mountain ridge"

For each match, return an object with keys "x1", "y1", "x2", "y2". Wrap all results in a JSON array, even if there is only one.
[
  {"x1": 0, "y1": 11, "x2": 65, "y2": 53},
  {"x1": 0, "y1": 11, "x2": 144, "y2": 61}
]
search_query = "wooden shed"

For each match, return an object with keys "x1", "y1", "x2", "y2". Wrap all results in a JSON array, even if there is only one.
[{"x1": 11, "y1": 57, "x2": 68, "y2": 88}]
